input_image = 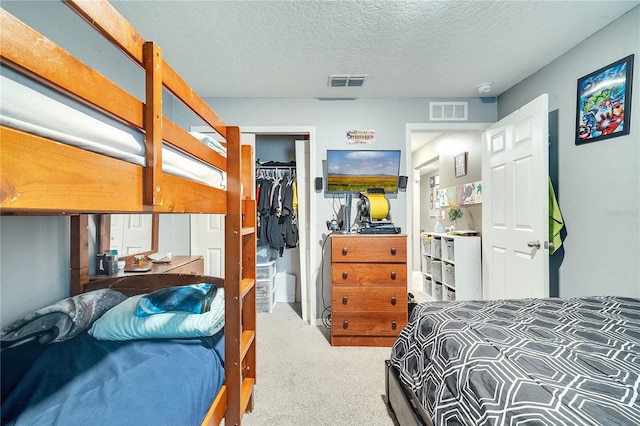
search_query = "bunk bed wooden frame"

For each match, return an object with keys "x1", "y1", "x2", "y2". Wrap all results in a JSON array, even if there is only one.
[{"x1": 0, "y1": 1, "x2": 257, "y2": 425}]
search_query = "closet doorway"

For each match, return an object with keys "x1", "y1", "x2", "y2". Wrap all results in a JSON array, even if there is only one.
[{"x1": 242, "y1": 126, "x2": 316, "y2": 324}]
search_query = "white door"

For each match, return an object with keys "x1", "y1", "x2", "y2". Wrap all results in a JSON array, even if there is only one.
[
  {"x1": 295, "y1": 140, "x2": 310, "y2": 321},
  {"x1": 191, "y1": 214, "x2": 224, "y2": 277},
  {"x1": 110, "y1": 214, "x2": 124, "y2": 253},
  {"x1": 482, "y1": 94, "x2": 549, "y2": 300},
  {"x1": 113, "y1": 214, "x2": 152, "y2": 255}
]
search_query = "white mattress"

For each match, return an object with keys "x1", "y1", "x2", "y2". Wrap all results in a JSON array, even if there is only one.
[{"x1": 0, "y1": 68, "x2": 225, "y2": 189}]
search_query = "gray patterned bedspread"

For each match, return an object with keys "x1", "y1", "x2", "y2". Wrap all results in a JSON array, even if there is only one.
[{"x1": 390, "y1": 297, "x2": 640, "y2": 425}]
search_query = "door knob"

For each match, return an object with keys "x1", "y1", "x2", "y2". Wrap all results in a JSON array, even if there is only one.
[{"x1": 527, "y1": 240, "x2": 541, "y2": 249}]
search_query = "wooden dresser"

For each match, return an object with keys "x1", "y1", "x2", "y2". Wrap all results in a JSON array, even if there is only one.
[
  {"x1": 330, "y1": 234, "x2": 408, "y2": 346},
  {"x1": 91, "y1": 255, "x2": 204, "y2": 281}
]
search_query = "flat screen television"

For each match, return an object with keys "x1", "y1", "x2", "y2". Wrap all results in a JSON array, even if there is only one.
[{"x1": 326, "y1": 149, "x2": 401, "y2": 193}]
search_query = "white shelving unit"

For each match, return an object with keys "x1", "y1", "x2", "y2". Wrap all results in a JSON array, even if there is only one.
[
  {"x1": 421, "y1": 232, "x2": 481, "y2": 301},
  {"x1": 256, "y1": 260, "x2": 277, "y2": 313}
]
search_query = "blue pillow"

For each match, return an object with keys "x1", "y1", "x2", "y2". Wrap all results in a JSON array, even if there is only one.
[
  {"x1": 88, "y1": 288, "x2": 225, "y2": 341},
  {"x1": 135, "y1": 284, "x2": 216, "y2": 317}
]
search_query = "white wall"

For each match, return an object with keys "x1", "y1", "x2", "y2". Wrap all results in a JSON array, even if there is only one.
[
  {"x1": 0, "y1": 217, "x2": 70, "y2": 327},
  {"x1": 498, "y1": 6, "x2": 640, "y2": 297}
]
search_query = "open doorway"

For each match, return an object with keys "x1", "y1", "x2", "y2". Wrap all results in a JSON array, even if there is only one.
[
  {"x1": 243, "y1": 126, "x2": 317, "y2": 325},
  {"x1": 406, "y1": 123, "x2": 490, "y2": 283}
]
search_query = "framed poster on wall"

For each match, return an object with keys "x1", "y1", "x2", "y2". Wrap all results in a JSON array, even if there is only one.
[
  {"x1": 454, "y1": 152, "x2": 467, "y2": 177},
  {"x1": 576, "y1": 54, "x2": 634, "y2": 145}
]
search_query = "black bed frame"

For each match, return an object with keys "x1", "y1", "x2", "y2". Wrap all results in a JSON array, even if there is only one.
[{"x1": 385, "y1": 360, "x2": 433, "y2": 426}]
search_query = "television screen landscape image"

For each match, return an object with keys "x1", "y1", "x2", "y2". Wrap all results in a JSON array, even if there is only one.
[{"x1": 326, "y1": 150, "x2": 401, "y2": 193}]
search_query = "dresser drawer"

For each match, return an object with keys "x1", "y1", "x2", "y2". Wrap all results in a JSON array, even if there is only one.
[
  {"x1": 331, "y1": 235, "x2": 406, "y2": 263},
  {"x1": 332, "y1": 286, "x2": 406, "y2": 311},
  {"x1": 331, "y1": 311, "x2": 407, "y2": 336},
  {"x1": 331, "y1": 263, "x2": 406, "y2": 286}
]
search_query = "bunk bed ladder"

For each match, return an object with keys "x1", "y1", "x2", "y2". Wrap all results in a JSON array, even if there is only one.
[{"x1": 225, "y1": 127, "x2": 257, "y2": 425}]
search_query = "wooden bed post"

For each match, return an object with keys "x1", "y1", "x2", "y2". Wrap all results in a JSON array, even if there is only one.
[
  {"x1": 225, "y1": 126, "x2": 243, "y2": 425},
  {"x1": 144, "y1": 41, "x2": 163, "y2": 207},
  {"x1": 225, "y1": 126, "x2": 257, "y2": 425},
  {"x1": 70, "y1": 214, "x2": 89, "y2": 296}
]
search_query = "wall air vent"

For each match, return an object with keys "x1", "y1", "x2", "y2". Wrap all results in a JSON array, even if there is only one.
[
  {"x1": 429, "y1": 102, "x2": 468, "y2": 121},
  {"x1": 329, "y1": 75, "x2": 368, "y2": 88}
]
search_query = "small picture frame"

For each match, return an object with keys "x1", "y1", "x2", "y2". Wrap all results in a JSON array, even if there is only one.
[
  {"x1": 576, "y1": 54, "x2": 634, "y2": 145},
  {"x1": 454, "y1": 152, "x2": 467, "y2": 177}
]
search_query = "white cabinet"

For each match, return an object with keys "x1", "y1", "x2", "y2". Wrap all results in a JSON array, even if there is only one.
[{"x1": 420, "y1": 233, "x2": 481, "y2": 301}]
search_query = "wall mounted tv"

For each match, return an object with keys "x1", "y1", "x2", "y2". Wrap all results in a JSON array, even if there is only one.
[{"x1": 326, "y1": 149, "x2": 401, "y2": 193}]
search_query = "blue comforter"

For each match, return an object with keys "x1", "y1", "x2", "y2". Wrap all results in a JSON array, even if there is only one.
[{"x1": 1, "y1": 330, "x2": 225, "y2": 425}]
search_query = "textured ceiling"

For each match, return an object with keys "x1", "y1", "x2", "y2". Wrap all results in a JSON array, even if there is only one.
[{"x1": 107, "y1": 0, "x2": 639, "y2": 99}]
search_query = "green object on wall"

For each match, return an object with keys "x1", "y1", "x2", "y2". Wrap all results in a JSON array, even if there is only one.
[{"x1": 549, "y1": 179, "x2": 564, "y2": 255}]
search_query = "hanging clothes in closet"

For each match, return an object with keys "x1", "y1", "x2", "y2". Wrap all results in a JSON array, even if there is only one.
[{"x1": 256, "y1": 161, "x2": 299, "y2": 257}]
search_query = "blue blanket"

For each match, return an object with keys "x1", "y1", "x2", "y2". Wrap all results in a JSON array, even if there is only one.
[{"x1": 1, "y1": 330, "x2": 224, "y2": 425}]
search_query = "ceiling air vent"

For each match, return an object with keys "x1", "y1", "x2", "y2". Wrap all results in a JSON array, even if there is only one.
[
  {"x1": 429, "y1": 102, "x2": 468, "y2": 121},
  {"x1": 329, "y1": 75, "x2": 367, "y2": 88},
  {"x1": 347, "y1": 76, "x2": 366, "y2": 87}
]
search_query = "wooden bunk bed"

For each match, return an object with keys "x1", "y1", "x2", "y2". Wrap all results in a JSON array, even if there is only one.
[{"x1": 0, "y1": 1, "x2": 256, "y2": 425}]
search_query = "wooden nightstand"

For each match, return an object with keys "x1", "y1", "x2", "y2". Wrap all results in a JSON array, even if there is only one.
[
  {"x1": 330, "y1": 234, "x2": 408, "y2": 346},
  {"x1": 90, "y1": 255, "x2": 204, "y2": 281}
]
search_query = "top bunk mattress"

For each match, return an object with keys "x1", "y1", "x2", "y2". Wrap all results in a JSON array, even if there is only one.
[{"x1": 0, "y1": 67, "x2": 226, "y2": 189}]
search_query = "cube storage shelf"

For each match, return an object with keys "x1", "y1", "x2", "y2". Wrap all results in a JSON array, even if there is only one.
[
  {"x1": 257, "y1": 260, "x2": 277, "y2": 313},
  {"x1": 421, "y1": 232, "x2": 481, "y2": 301}
]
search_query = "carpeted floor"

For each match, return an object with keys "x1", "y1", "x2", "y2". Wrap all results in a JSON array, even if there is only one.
[{"x1": 240, "y1": 302, "x2": 401, "y2": 426}]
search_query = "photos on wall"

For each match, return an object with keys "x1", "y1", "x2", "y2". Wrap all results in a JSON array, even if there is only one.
[
  {"x1": 576, "y1": 54, "x2": 634, "y2": 145},
  {"x1": 437, "y1": 182, "x2": 482, "y2": 208}
]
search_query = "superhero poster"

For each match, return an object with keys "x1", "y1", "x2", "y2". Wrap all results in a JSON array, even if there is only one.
[{"x1": 576, "y1": 54, "x2": 634, "y2": 145}]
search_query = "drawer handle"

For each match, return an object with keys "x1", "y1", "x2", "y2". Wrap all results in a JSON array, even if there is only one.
[
  {"x1": 342, "y1": 247, "x2": 348, "y2": 256},
  {"x1": 390, "y1": 271, "x2": 396, "y2": 280},
  {"x1": 342, "y1": 271, "x2": 348, "y2": 279},
  {"x1": 391, "y1": 321, "x2": 397, "y2": 330},
  {"x1": 343, "y1": 320, "x2": 349, "y2": 329},
  {"x1": 391, "y1": 296, "x2": 397, "y2": 306},
  {"x1": 342, "y1": 296, "x2": 348, "y2": 305},
  {"x1": 390, "y1": 247, "x2": 397, "y2": 256}
]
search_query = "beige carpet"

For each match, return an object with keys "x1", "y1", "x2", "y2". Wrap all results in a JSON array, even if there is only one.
[{"x1": 240, "y1": 302, "x2": 401, "y2": 426}]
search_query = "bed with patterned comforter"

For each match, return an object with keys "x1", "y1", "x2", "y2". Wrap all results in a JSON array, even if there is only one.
[{"x1": 390, "y1": 296, "x2": 640, "y2": 425}]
